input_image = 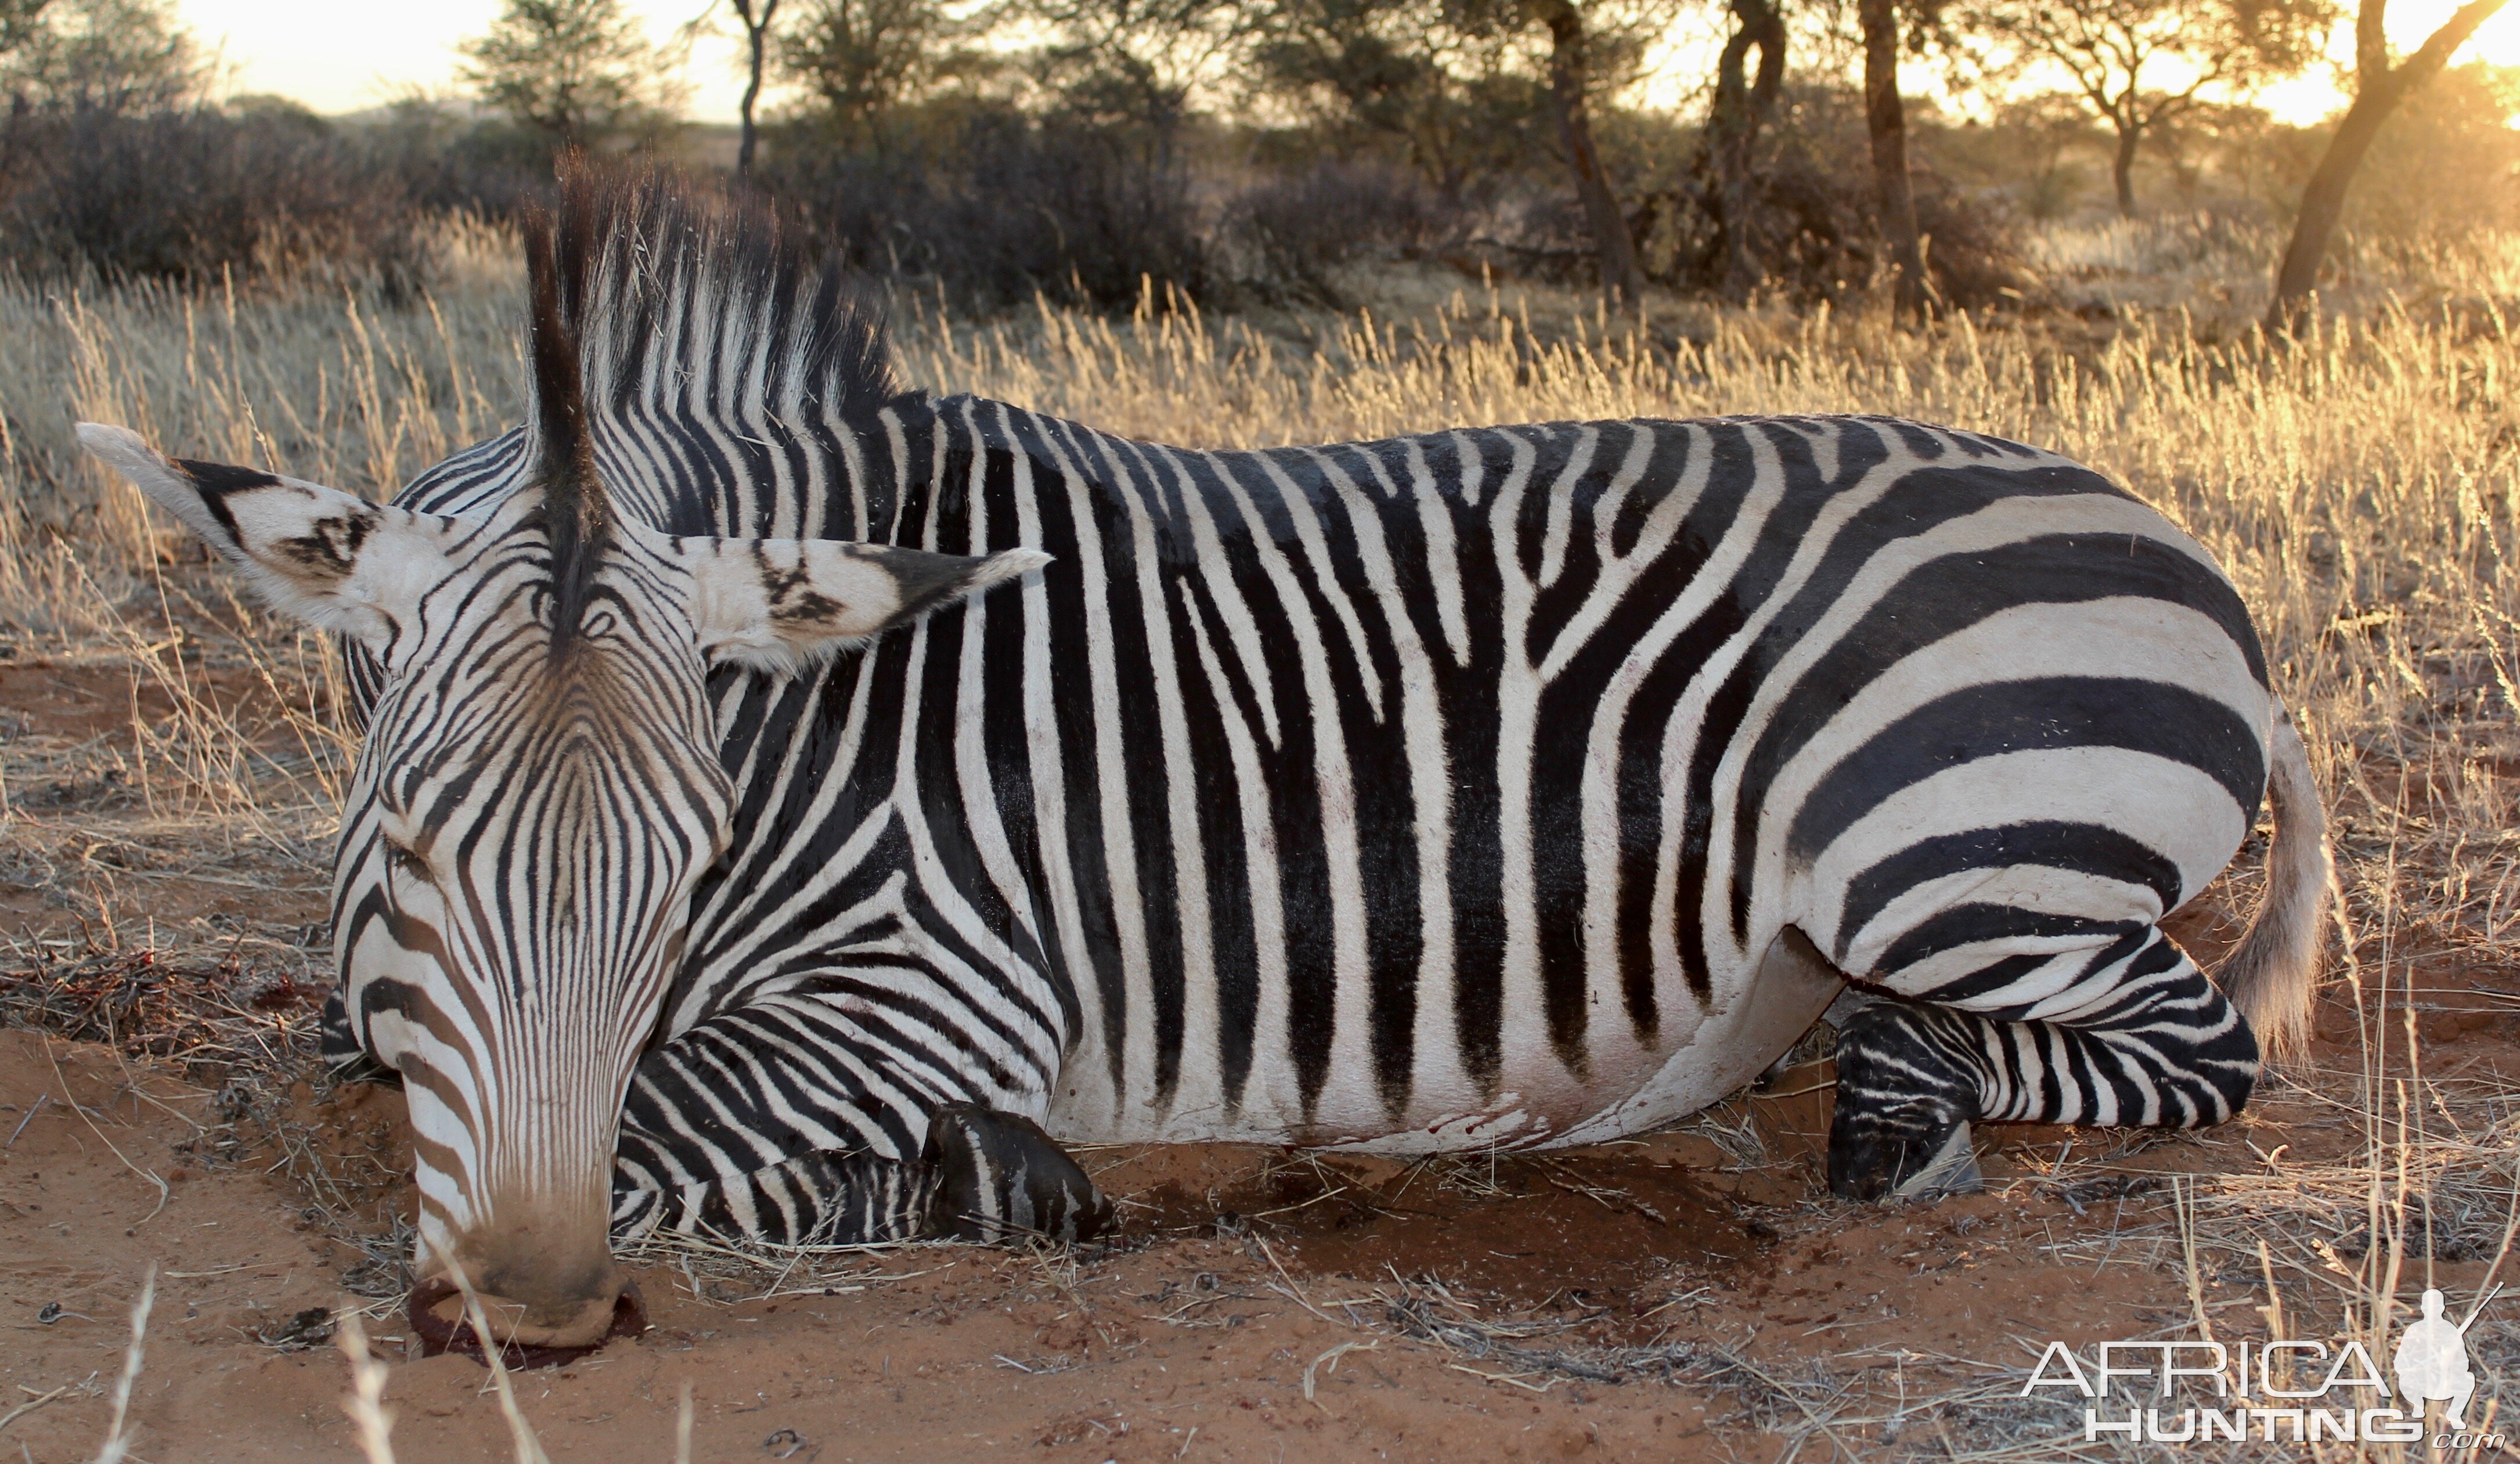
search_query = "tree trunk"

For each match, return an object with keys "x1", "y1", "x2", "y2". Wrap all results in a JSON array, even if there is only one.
[
  {"x1": 2111, "y1": 120, "x2": 2140, "y2": 218},
  {"x1": 1537, "y1": 0, "x2": 1645, "y2": 309},
  {"x1": 2266, "y1": 0, "x2": 2512, "y2": 332},
  {"x1": 1711, "y1": 0, "x2": 1785, "y2": 302},
  {"x1": 1858, "y1": 0, "x2": 1930, "y2": 322},
  {"x1": 735, "y1": 0, "x2": 780, "y2": 178}
]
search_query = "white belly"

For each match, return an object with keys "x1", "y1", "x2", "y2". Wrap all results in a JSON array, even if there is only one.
[{"x1": 1044, "y1": 931, "x2": 1845, "y2": 1152}]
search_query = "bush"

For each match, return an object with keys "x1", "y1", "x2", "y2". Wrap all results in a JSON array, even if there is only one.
[
  {"x1": 759, "y1": 109, "x2": 1214, "y2": 309},
  {"x1": 1631, "y1": 86, "x2": 2036, "y2": 311},
  {"x1": 0, "y1": 104, "x2": 544, "y2": 295},
  {"x1": 1219, "y1": 159, "x2": 1463, "y2": 306}
]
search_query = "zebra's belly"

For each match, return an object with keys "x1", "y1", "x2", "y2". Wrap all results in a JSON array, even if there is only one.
[{"x1": 1041, "y1": 935, "x2": 1843, "y2": 1153}]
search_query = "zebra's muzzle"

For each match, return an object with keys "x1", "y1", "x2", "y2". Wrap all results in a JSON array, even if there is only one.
[{"x1": 408, "y1": 1274, "x2": 648, "y2": 1368}]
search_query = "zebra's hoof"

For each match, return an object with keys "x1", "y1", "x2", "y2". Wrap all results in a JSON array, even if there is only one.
[
  {"x1": 1828, "y1": 1105, "x2": 1981, "y2": 1203},
  {"x1": 1890, "y1": 1120, "x2": 1983, "y2": 1201},
  {"x1": 922, "y1": 1104, "x2": 1115, "y2": 1245}
]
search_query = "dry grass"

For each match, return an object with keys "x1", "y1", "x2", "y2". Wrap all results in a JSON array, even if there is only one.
[{"x1": 2, "y1": 218, "x2": 2516, "y2": 1458}]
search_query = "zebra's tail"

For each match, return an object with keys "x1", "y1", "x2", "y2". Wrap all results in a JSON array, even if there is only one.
[{"x1": 2213, "y1": 699, "x2": 2335, "y2": 1065}]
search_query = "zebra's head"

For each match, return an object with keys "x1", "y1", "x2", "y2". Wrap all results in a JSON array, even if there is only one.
[{"x1": 76, "y1": 213, "x2": 1044, "y2": 1351}]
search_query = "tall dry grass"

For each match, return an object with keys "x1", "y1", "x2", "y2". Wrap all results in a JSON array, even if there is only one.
[{"x1": 2, "y1": 221, "x2": 2516, "y2": 1458}]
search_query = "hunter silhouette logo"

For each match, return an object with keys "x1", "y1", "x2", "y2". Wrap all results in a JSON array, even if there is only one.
[
  {"x1": 2394, "y1": 1286, "x2": 2491, "y2": 1429},
  {"x1": 2023, "y1": 1282, "x2": 2506, "y2": 1446}
]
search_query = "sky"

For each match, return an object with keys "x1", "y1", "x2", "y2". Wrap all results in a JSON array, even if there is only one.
[
  {"x1": 178, "y1": 0, "x2": 2520, "y2": 128},
  {"x1": 180, "y1": 1, "x2": 755, "y2": 120}
]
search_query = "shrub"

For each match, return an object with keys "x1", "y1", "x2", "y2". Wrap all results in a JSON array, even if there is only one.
[
  {"x1": 0, "y1": 104, "x2": 546, "y2": 295},
  {"x1": 1219, "y1": 159, "x2": 1463, "y2": 306},
  {"x1": 0, "y1": 110, "x2": 417, "y2": 291},
  {"x1": 1629, "y1": 87, "x2": 2036, "y2": 311},
  {"x1": 759, "y1": 109, "x2": 1214, "y2": 309}
]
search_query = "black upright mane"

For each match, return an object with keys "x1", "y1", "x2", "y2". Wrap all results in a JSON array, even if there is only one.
[
  {"x1": 549, "y1": 161, "x2": 900, "y2": 427},
  {"x1": 522, "y1": 207, "x2": 609, "y2": 660},
  {"x1": 520, "y1": 162, "x2": 903, "y2": 647}
]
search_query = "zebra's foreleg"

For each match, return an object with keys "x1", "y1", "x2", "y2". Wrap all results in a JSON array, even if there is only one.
[
  {"x1": 614, "y1": 1149, "x2": 938, "y2": 1244},
  {"x1": 1829, "y1": 937, "x2": 2260, "y2": 1202},
  {"x1": 611, "y1": 1109, "x2": 1115, "y2": 1246}
]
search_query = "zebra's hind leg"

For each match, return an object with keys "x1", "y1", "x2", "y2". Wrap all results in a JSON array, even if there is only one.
[
  {"x1": 921, "y1": 1105, "x2": 1116, "y2": 1243},
  {"x1": 1828, "y1": 932, "x2": 2259, "y2": 1202}
]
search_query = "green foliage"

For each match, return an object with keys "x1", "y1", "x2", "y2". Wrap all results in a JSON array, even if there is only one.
[
  {"x1": 0, "y1": 0, "x2": 203, "y2": 116},
  {"x1": 456, "y1": 0, "x2": 686, "y2": 149},
  {"x1": 1016, "y1": 0, "x2": 1251, "y2": 132},
  {"x1": 775, "y1": 0, "x2": 996, "y2": 140},
  {"x1": 1950, "y1": 0, "x2": 2341, "y2": 178},
  {"x1": 0, "y1": 0, "x2": 51, "y2": 61},
  {"x1": 1247, "y1": 0, "x2": 1546, "y2": 190}
]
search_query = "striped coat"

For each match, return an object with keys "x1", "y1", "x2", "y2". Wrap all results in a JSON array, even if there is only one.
[{"x1": 387, "y1": 397, "x2": 2280, "y2": 1180}]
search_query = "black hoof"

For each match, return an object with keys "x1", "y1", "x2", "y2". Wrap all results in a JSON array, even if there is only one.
[
  {"x1": 1827, "y1": 1105, "x2": 1982, "y2": 1202},
  {"x1": 922, "y1": 1104, "x2": 1115, "y2": 1243},
  {"x1": 1829, "y1": 1003, "x2": 1985, "y2": 1203}
]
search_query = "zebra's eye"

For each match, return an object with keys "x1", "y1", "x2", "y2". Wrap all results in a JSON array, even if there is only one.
[{"x1": 384, "y1": 840, "x2": 431, "y2": 883}]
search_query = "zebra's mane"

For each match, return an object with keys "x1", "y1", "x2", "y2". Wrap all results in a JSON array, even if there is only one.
[
  {"x1": 522, "y1": 206, "x2": 610, "y2": 661},
  {"x1": 540, "y1": 161, "x2": 903, "y2": 517}
]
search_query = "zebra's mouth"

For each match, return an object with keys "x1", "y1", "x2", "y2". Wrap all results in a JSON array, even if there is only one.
[{"x1": 407, "y1": 1275, "x2": 648, "y2": 1369}]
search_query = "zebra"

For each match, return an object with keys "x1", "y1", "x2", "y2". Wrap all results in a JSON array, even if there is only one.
[{"x1": 77, "y1": 167, "x2": 2331, "y2": 1352}]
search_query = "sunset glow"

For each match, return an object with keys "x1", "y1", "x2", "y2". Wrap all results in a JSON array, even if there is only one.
[{"x1": 173, "y1": 0, "x2": 2520, "y2": 129}]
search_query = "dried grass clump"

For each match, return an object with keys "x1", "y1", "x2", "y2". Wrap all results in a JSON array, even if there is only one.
[{"x1": 0, "y1": 938, "x2": 322, "y2": 1068}]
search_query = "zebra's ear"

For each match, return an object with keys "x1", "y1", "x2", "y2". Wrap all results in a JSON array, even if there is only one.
[
  {"x1": 76, "y1": 422, "x2": 453, "y2": 651},
  {"x1": 676, "y1": 533, "x2": 1051, "y2": 674}
]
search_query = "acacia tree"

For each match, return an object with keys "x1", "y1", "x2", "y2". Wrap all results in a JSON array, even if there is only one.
[
  {"x1": 1021, "y1": 0, "x2": 1250, "y2": 140},
  {"x1": 724, "y1": 0, "x2": 782, "y2": 174},
  {"x1": 0, "y1": 0, "x2": 48, "y2": 65},
  {"x1": 1962, "y1": 0, "x2": 2332, "y2": 217},
  {"x1": 1704, "y1": 0, "x2": 1784, "y2": 300},
  {"x1": 1531, "y1": 0, "x2": 1643, "y2": 305},
  {"x1": 778, "y1": 0, "x2": 965, "y2": 140},
  {"x1": 1250, "y1": 0, "x2": 1538, "y2": 197},
  {"x1": 459, "y1": 0, "x2": 681, "y2": 149},
  {"x1": 2, "y1": 0, "x2": 201, "y2": 116},
  {"x1": 2266, "y1": 0, "x2": 2512, "y2": 330}
]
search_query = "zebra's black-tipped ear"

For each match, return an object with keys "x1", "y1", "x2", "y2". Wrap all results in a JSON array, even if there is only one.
[
  {"x1": 674, "y1": 532, "x2": 1050, "y2": 674},
  {"x1": 76, "y1": 421, "x2": 455, "y2": 651}
]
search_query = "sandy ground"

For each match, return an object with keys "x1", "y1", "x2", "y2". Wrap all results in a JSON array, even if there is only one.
[
  {"x1": 5, "y1": 996, "x2": 2514, "y2": 1463},
  {"x1": 3, "y1": 652, "x2": 2517, "y2": 1462}
]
